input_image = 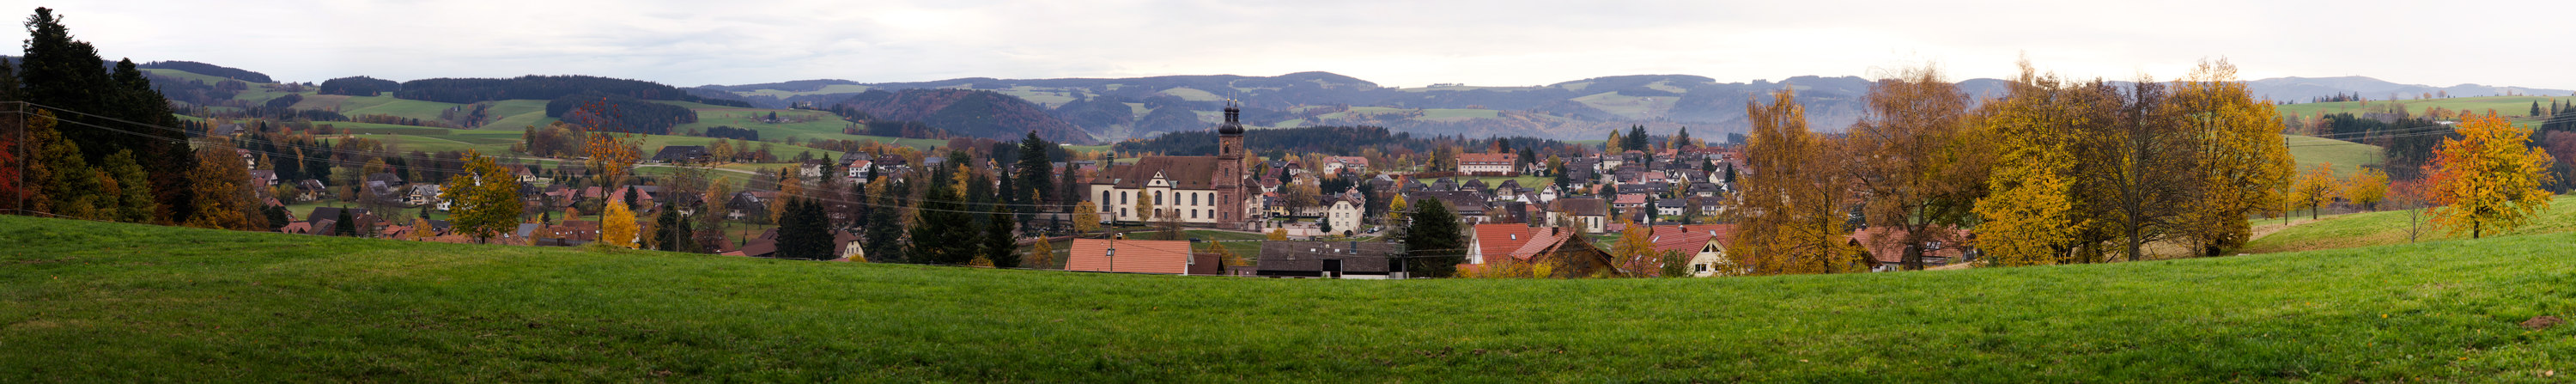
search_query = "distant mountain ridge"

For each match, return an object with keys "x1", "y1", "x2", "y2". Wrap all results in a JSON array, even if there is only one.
[{"x1": 119, "y1": 59, "x2": 2575, "y2": 143}]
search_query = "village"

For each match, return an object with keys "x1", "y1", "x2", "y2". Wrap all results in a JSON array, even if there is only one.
[{"x1": 245, "y1": 106, "x2": 1971, "y2": 279}]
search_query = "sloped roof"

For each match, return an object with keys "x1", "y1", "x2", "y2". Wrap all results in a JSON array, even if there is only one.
[
  {"x1": 1066, "y1": 239, "x2": 1195, "y2": 275},
  {"x1": 1458, "y1": 153, "x2": 1516, "y2": 165},
  {"x1": 1850, "y1": 226, "x2": 1971, "y2": 264},
  {"x1": 1257, "y1": 241, "x2": 1400, "y2": 273},
  {"x1": 1472, "y1": 223, "x2": 1534, "y2": 261},
  {"x1": 1649, "y1": 224, "x2": 1735, "y2": 254},
  {"x1": 1552, "y1": 198, "x2": 1607, "y2": 216},
  {"x1": 1103, "y1": 156, "x2": 1224, "y2": 190}
]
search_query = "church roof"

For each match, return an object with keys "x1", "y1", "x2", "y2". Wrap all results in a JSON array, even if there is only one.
[{"x1": 1103, "y1": 156, "x2": 1224, "y2": 190}]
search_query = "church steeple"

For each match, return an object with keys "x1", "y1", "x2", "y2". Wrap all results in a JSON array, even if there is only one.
[{"x1": 1218, "y1": 101, "x2": 1244, "y2": 135}]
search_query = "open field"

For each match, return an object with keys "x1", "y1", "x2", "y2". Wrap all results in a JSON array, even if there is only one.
[
  {"x1": 2276, "y1": 95, "x2": 2576, "y2": 122},
  {"x1": 5, "y1": 215, "x2": 2573, "y2": 381},
  {"x1": 2281, "y1": 134, "x2": 2385, "y2": 178},
  {"x1": 2241, "y1": 194, "x2": 2576, "y2": 254}
]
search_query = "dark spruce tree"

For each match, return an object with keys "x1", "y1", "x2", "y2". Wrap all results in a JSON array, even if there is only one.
[
  {"x1": 984, "y1": 205, "x2": 1019, "y2": 268},
  {"x1": 335, "y1": 208, "x2": 356, "y2": 236},
  {"x1": 862, "y1": 180, "x2": 908, "y2": 263},
  {"x1": 775, "y1": 198, "x2": 835, "y2": 260},
  {"x1": 907, "y1": 155, "x2": 977, "y2": 265},
  {"x1": 654, "y1": 202, "x2": 696, "y2": 253},
  {"x1": 1402, "y1": 198, "x2": 1465, "y2": 277}
]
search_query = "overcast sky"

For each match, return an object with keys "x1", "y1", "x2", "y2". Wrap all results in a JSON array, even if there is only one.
[{"x1": 10, "y1": 0, "x2": 2573, "y2": 89}]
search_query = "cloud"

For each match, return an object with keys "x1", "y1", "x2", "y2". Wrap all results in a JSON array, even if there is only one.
[{"x1": 8, "y1": 0, "x2": 2573, "y2": 89}]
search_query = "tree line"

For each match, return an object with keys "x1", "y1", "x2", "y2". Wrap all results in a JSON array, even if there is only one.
[{"x1": 395, "y1": 75, "x2": 753, "y2": 107}]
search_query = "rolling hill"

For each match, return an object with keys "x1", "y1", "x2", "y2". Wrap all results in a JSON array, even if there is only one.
[{"x1": 5, "y1": 215, "x2": 2573, "y2": 381}]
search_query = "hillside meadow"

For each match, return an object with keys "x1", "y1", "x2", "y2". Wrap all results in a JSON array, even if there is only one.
[{"x1": 3, "y1": 216, "x2": 2571, "y2": 381}]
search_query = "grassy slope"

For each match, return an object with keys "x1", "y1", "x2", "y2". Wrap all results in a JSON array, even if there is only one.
[
  {"x1": 2277, "y1": 96, "x2": 2576, "y2": 122},
  {"x1": 6, "y1": 216, "x2": 2574, "y2": 381},
  {"x1": 2282, "y1": 134, "x2": 2385, "y2": 178},
  {"x1": 2243, "y1": 194, "x2": 2576, "y2": 254}
]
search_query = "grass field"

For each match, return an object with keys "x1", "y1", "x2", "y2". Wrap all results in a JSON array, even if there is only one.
[
  {"x1": 2241, "y1": 194, "x2": 2576, "y2": 254},
  {"x1": 2282, "y1": 134, "x2": 2385, "y2": 178},
  {"x1": 2276, "y1": 95, "x2": 2576, "y2": 123},
  {"x1": 7, "y1": 216, "x2": 2575, "y2": 381}
]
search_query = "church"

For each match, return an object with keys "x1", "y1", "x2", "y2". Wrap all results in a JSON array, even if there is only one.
[{"x1": 1086, "y1": 105, "x2": 1263, "y2": 230}]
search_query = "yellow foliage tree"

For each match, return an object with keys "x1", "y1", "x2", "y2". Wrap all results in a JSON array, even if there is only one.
[
  {"x1": 2427, "y1": 112, "x2": 2558, "y2": 239},
  {"x1": 601, "y1": 200, "x2": 639, "y2": 249},
  {"x1": 2290, "y1": 162, "x2": 2340, "y2": 220},
  {"x1": 2343, "y1": 168, "x2": 2388, "y2": 211},
  {"x1": 1072, "y1": 202, "x2": 1100, "y2": 234},
  {"x1": 1027, "y1": 238, "x2": 1054, "y2": 269},
  {"x1": 1728, "y1": 87, "x2": 1862, "y2": 275},
  {"x1": 1972, "y1": 60, "x2": 2090, "y2": 266},
  {"x1": 1609, "y1": 219, "x2": 1657, "y2": 277},
  {"x1": 1267, "y1": 228, "x2": 1289, "y2": 241},
  {"x1": 2172, "y1": 58, "x2": 2296, "y2": 255}
]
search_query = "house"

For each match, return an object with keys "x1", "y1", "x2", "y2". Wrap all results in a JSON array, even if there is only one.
[
  {"x1": 405, "y1": 185, "x2": 442, "y2": 207},
  {"x1": 1255, "y1": 241, "x2": 1404, "y2": 278},
  {"x1": 1490, "y1": 227, "x2": 1622, "y2": 278},
  {"x1": 1064, "y1": 238, "x2": 1214, "y2": 275},
  {"x1": 365, "y1": 173, "x2": 405, "y2": 187},
  {"x1": 844, "y1": 159, "x2": 873, "y2": 180},
  {"x1": 246, "y1": 170, "x2": 278, "y2": 187},
  {"x1": 1407, "y1": 191, "x2": 1493, "y2": 224},
  {"x1": 1456, "y1": 153, "x2": 1517, "y2": 175},
  {"x1": 293, "y1": 180, "x2": 326, "y2": 202},
  {"x1": 306, "y1": 207, "x2": 377, "y2": 233},
  {"x1": 1654, "y1": 198, "x2": 1686, "y2": 218},
  {"x1": 1465, "y1": 223, "x2": 1534, "y2": 265},
  {"x1": 1321, "y1": 156, "x2": 1370, "y2": 174},
  {"x1": 1851, "y1": 227, "x2": 1975, "y2": 271},
  {"x1": 651, "y1": 145, "x2": 711, "y2": 163},
  {"x1": 1612, "y1": 193, "x2": 1649, "y2": 210},
  {"x1": 1547, "y1": 198, "x2": 1608, "y2": 234},
  {"x1": 1324, "y1": 198, "x2": 1363, "y2": 236},
  {"x1": 1649, "y1": 224, "x2": 1737, "y2": 277}
]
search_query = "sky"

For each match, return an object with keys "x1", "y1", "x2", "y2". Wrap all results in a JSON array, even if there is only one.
[{"x1": 8, "y1": 0, "x2": 2573, "y2": 89}]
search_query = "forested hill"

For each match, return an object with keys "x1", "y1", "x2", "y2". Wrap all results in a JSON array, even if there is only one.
[
  {"x1": 394, "y1": 75, "x2": 751, "y2": 107},
  {"x1": 831, "y1": 88, "x2": 1097, "y2": 144}
]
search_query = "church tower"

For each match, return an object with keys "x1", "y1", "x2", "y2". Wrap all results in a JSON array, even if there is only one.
[{"x1": 1214, "y1": 102, "x2": 1248, "y2": 227}]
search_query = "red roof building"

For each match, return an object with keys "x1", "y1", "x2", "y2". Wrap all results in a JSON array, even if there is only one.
[{"x1": 1065, "y1": 239, "x2": 1203, "y2": 275}]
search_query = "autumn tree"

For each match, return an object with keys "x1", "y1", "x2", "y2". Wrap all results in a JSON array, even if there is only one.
[
  {"x1": 2170, "y1": 59, "x2": 2295, "y2": 256},
  {"x1": 2427, "y1": 112, "x2": 2557, "y2": 239},
  {"x1": 1268, "y1": 228, "x2": 1289, "y2": 241},
  {"x1": 601, "y1": 200, "x2": 638, "y2": 248},
  {"x1": 584, "y1": 131, "x2": 641, "y2": 186},
  {"x1": 1728, "y1": 88, "x2": 1861, "y2": 275},
  {"x1": 1972, "y1": 61, "x2": 2094, "y2": 266},
  {"x1": 1026, "y1": 237, "x2": 1055, "y2": 269},
  {"x1": 1608, "y1": 219, "x2": 1656, "y2": 277},
  {"x1": 2290, "y1": 162, "x2": 2340, "y2": 220},
  {"x1": 441, "y1": 150, "x2": 525, "y2": 243},
  {"x1": 184, "y1": 143, "x2": 258, "y2": 230},
  {"x1": 2343, "y1": 168, "x2": 2388, "y2": 211},
  {"x1": 1843, "y1": 64, "x2": 1990, "y2": 270},
  {"x1": 1072, "y1": 201, "x2": 1100, "y2": 234}
]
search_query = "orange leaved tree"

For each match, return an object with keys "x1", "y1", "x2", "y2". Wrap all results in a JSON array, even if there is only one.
[{"x1": 2425, "y1": 112, "x2": 2557, "y2": 239}]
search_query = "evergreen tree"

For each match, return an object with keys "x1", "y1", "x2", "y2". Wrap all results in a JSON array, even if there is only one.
[
  {"x1": 984, "y1": 205, "x2": 1020, "y2": 268},
  {"x1": 654, "y1": 202, "x2": 695, "y2": 253},
  {"x1": 907, "y1": 159, "x2": 976, "y2": 265},
  {"x1": 335, "y1": 208, "x2": 356, "y2": 236},
  {"x1": 1401, "y1": 198, "x2": 1465, "y2": 277},
  {"x1": 1015, "y1": 131, "x2": 1055, "y2": 204},
  {"x1": 776, "y1": 198, "x2": 835, "y2": 259},
  {"x1": 863, "y1": 179, "x2": 908, "y2": 263}
]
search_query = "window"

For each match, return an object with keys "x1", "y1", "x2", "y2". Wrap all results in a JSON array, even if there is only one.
[
  {"x1": 1121, "y1": 192, "x2": 1130, "y2": 204},
  {"x1": 1102, "y1": 192, "x2": 1113, "y2": 210},
  {"x1": 1154, "y1": 191, "x2": 1163, "y2": 204},
  {"x1": 1190, "y1": 210, "x2": 1198, "y2": 219},
  {"x1": 1694, "y1": 264, "x2": 1709, "y2": 272},
  {"x1": 1122, "y1": 208, "x2": 1131, "y2": 217},
  {"x1": 1191, "y1": 192, "x2": 1199, "y2": 206}
]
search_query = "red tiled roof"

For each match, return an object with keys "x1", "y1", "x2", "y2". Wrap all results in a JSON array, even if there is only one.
[
  {"x1": 1613, "y1": 193, "x2": 1648, "y2": 205},
  {"x1": 1472, "y1": 223, "x2": 1534, "y2": 263},
  {"x1": 1458, "y1": 153, "x2": 1516, "y2": 165},
  {"x1": 1066, "y1": 239, "x2": 1196, "y2": 275},
  {"x1": 1850, "y1": 227, "x2": 1971, "y2": 264},
  {"x1": 1649, "y1": 224, "x2": 1735, "y2": 254}
]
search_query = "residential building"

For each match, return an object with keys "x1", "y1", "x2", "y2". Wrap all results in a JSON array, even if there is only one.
[{"x1": 1457, "y1": 153, "x2": 1517, "y2": 175}]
